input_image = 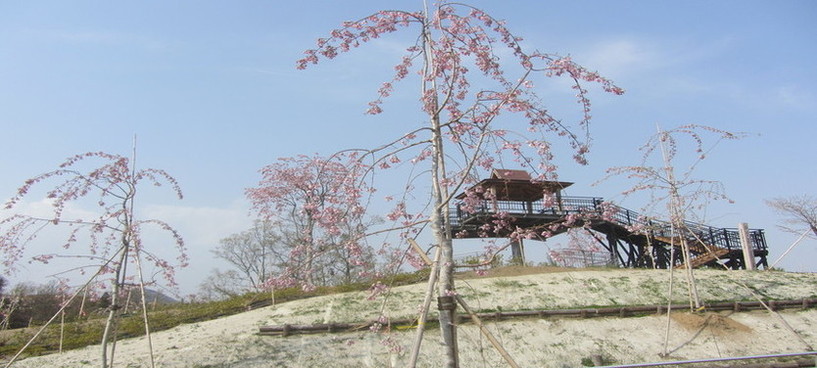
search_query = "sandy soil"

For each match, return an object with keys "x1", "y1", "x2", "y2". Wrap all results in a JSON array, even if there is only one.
[{"x1": 7, "y1": 269, "x2": 817, "y2": 368}]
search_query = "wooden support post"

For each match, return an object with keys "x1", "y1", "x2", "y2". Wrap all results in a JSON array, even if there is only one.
[
  {"x1": 408, "y1": 238, "x2": 433, "y2": 267},
  {"x1": 738, "y1": 222, "x2": 756, "y2": 270},
  {"x1": 510, "y1": 238, "x2": 525, "y2": 265},
  {"x1": 606, "y1": 232, "x2": 621, "y2": 267},
  {"x1": 455, "y1": 295, "x2": 520, "y2": 368}
]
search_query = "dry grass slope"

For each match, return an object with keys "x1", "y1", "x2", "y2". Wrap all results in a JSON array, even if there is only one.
[{"x1": 8, "y1": 268, "x2": 817, "y2": 368}]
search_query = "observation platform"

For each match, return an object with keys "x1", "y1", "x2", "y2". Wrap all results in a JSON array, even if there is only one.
[{"x1": 449, "y1": 169, "x2": 768, "y2": 270}]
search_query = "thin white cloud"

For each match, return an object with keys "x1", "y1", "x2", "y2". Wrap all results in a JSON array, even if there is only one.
[
  {"x1": 136, "y1": 201, "x2": 255, "y2": 294},
  {"x1": 140, "y1": 200, "x2": 252, "y2": 249},
  {"x1": 578, "y1": 35, "x2": 738, "y2": 82},
  {"x1": 2, "y1": 198, "x2": 99, "y2": 221},
  {"x1": 1, "y1": 198, "x2": 253, "y2": 292},
  {"x1": 574, "y1": 35, "x2": 817, "y2": 114},
  {"x1": 581, "y1": 38, "x2": 659, "y2": 78}
]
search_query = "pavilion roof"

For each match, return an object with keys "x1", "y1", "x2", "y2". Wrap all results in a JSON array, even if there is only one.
[{"x1": 456, "y1": 169, "x2": 573, "y2": 201}]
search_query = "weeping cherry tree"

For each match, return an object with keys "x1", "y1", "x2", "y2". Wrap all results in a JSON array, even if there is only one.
[
  {"x1": 0, "y1": 151, "x2": 186, "y2": 368},
  {"x1": 280, "y1": 2, "x2": 624, "y2": 366}
]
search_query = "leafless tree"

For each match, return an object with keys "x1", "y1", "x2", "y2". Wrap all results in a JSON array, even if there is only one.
[
  {"x1": 602, "y1": 124, "x2": 744, "y2": 310},
  {"x1": 211, "y1": 220, "x2": 281, "y2": 292},
  {"x1": 767, "y1": 195, "x2": 817, "y2": 238},
  {"x1": 197, "y1": 270, "x2": 246, "y2": 300},
  {"x1": 205, "y1": 217, "x2": 378, "y2": 299}
]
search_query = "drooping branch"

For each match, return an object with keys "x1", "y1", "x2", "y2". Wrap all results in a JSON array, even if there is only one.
[
  {"x1": 289, "y1": 2, "x2": 625, "y2": 366},
  {"x1": 0, "y1": 151, "x2": 186, "y2": 368}
]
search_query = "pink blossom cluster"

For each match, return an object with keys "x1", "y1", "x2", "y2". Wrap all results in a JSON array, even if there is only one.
[
  {"x1": 457, "y1": 186, "x2": 487, "y2": 214},
  {"x1": 368, "y1": 314, "x2": 390, "y2": 334},
  {"x1": 298, "y1": 11, "x2": 421, "y2": 70},
  {"x1": 286, "y1": 4, "x2": 631, "y2": 337},
  {"x1": 367, "y1": 281, "x2": 388, "y2": 301},
  {"x1": 404, "y1": 248, "x2": 427, "y2": 270},
  {"x1": 297, "y1": 2, "x2": 624, "y2": 176}
]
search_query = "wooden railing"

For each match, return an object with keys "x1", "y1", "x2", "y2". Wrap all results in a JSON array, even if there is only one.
[{"x1": 449, "y1": 196, "x2": 767, "y2": 252}]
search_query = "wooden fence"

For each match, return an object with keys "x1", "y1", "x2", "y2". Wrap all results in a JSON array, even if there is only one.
[{"x1": 258, "y1": 298, "x2": 817, "y2": 337}]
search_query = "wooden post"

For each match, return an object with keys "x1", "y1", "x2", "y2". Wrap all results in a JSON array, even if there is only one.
[
  {"x1": 738, "y1": 223, "x2": 756, "y2": 270},
  {"x1": 408, "y1": 238, "x2": 433, "y2": 266},
  {"x1": 454, "y1": 295, "x2": 520, "y2": 368},
  {"x1": 606, "y1": 232, "x2": 620, "y2": 267},
  {"x1": 510, "y1": 238, "x2": 525, "y2": 265}
]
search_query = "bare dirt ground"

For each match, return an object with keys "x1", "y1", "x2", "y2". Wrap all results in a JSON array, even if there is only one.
[{"x1": 7, "y1": 268, "x2": 817, "y2": 368}]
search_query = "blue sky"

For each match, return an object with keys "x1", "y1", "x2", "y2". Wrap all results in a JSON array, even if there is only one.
[{"x1": 1, "y1": 1, "x2": 815, "y2": 295}]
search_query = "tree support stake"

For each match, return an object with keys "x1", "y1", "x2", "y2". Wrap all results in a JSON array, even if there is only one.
[{"x1": 454, "y1": 295, "x2": 520, "y2": 368}]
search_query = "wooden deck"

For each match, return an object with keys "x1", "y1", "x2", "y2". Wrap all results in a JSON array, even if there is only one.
[{"x1": 449, "y1": 196, "x2": 769, "y2": 270}]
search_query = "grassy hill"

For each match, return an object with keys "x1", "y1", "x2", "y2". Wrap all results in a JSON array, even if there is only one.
[{"x1": 4, "y1": 267, "x2": 817, "y2": 367}]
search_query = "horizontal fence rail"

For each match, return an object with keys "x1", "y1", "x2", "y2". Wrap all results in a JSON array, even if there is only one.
[{"x1": 259, "y1": 298, "x2": 816, "y2": 337}]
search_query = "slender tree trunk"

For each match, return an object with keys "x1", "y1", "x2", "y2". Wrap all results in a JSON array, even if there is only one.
[
  {"x1": 433, "y1": 209, "x2": 458, "y2": 367},
  {"x1": 662, "y1": 243, "x2": 676, "y2": 357},
  {"x1": 657, "y1": 125, "x2": 701, "y2": 310},
  {"x1": 103, "y1": 194, "x2": 133, "y2": 368},
  {"x1": 134, "y1": 251, "x2": 156, "y2": 368},
  {"x1": 101, "y1": 245, "x2": 128, "y2": 368},
  {"x1": 417, "y1": 3, "x2": 459, "y2": 365},
  {"x1": 100, "y1": 294, "x2": 117, "y2": 366},
  {"x1": 430, "y1": 96, "x2": 458, "y2": 368},
  {"x1": 679, "y1": 236, "x2": 701, "y2": 310}
]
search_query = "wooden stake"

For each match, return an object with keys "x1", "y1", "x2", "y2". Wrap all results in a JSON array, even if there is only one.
[
  {"x1": 407, "y1": 244, "x2": 441, "y2": 367},
  {"x1": 454, "y1": 295, "x2": 520, "y2": 368},
  {"x1": 407, "y1": 238, "x2": 432, "y2": 266},
  {"x1": 59, "y1": 310, "x2": 65, "y2": 353},
  {"x1": 738, "y1": 222, "x2": 756, "y2": 270},
  {"x1": 769, "y1": 229, "x2": 810, "y2": 269}
]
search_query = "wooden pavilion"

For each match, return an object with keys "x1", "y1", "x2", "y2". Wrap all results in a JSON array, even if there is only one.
[{"x1": 449, "y1": 169, "x2": 769, "y2": 270}]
